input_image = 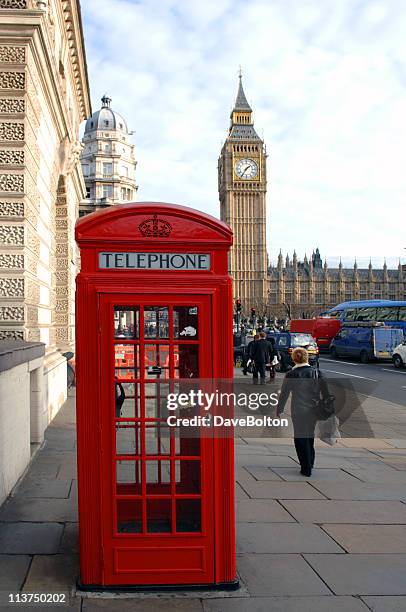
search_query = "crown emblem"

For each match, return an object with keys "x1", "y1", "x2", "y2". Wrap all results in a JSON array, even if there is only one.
[{"x1": 138, "y1": 214, "x2": 172, "y2": 238}]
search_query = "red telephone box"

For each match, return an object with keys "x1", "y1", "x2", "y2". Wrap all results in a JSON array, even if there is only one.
[{"x1": 75, "y1": 202, "x2": 236, "y2": 589}]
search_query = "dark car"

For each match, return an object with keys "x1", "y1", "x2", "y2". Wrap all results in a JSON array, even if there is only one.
[{"x1": 267, "y1": 331, "x2": 319, "y2": 372}]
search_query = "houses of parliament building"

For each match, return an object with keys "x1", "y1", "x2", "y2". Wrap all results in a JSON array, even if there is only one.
[{"x1": 219, "y1": 77, "x2": 405, "y2": 319}]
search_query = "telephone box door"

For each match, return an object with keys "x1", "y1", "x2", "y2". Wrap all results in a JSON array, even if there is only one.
[{"x1": 99, "y1": 293, "x2": 214, "y2": 585}]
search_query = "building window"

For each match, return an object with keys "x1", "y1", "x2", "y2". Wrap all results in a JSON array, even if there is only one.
[
  {"x1": 121, "y1": 165, "x2": 129, "y2": 177},
  {"x1": 103, "y1": 184, "x2": 113, "y2": 198},
  {"x1": 103, "y1": 162, "x2": 113, "y2": 177},
  {"x1": 269, "y1": 293, "x2": 277, "y2": 304},
  {"x1": 82, "y1": 164, "x2": 89, "y2": 176},
  {"x1": 330, "y1": 294, "x2": 337, "y2": 303},
  {"x1": 315, "y1": 294, "x2": 323, "y2": 304},
  {"x1": 86, "y1": 186, "x2": 91, "y2": 198},
  {"x1": 104, "y1": 120, "x2": 109, "y2": 127}
]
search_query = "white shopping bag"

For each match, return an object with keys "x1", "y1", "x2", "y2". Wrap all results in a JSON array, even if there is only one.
[{"x1": 317, "y1": 415, "x2": 341, "y2": 446}]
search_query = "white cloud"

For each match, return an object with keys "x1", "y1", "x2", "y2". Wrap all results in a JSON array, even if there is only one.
[{"x1": 81, "y1": 0, "x2": 406, "y2": 267}]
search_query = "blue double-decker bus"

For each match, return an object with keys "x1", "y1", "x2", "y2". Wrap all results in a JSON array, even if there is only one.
[{"x1": 325, "y1": 300, "x2": 406, "y2": 336}]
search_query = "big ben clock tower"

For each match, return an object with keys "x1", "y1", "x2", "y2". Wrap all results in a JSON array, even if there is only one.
[{"x1": 218, "y1": 74, "x2": 269, "y2": 308}]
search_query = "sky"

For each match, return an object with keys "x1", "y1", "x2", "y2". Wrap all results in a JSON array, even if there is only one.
[{"x1": 81, "y1": 0, "x2": 406, "y2": 268}]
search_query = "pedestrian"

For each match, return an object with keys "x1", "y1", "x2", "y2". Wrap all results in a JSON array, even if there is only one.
[
  {"x1": 277, "y1": 347, "x2": 329, "y2": 476},
  {"x1": 242, "y1": 334, "x2": 259, "y2": 375},
  {"x1": 251, "y1": 331, "x2": 276, "y2": 384}
]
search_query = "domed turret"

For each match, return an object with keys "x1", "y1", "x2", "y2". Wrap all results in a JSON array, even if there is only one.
[
  {"x1": 80, "y1": 95, "x2": 137, "y2": 216},
  {"x1": 84, "y1": 95, "x2": 129, "y2": 134}
]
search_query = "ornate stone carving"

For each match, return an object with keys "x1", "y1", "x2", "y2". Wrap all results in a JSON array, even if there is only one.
[
  {"x1": 0, "y1": 329, "x2": 24, "y2": 340},
  {"x1": 56, "y1": 270, "x2": 68, "y2": 285},
  {"x1": 0, "y1": 224, "x2": 24, "y2": 244},
  {"x1": 55, "y1": 312, "x2": 68, "y2": 326},
  {"x1": 0, "y1": 277, "x2": 24, "y2": 297},
  {"x1": 0, "y1": 149, "x2": 24, "y2": 164},
  {"x1": 55, "y1": 218, "x2": 68, "y2": 230},
  {"x1": 56, "y1": 231, "x2": 68, "y2": 243},
  {"x1": 0, "y1": 122, "x2": 24, "y2": 140},
  {"x1": 0, "y1": 98, "x2": 25, "y2": 114},
  {"x1": 0, "y1": 72, "x2": 25, "y2": 90},
  {"x1": 56, "y1": 299, "x2": 68, "y2": 312},
  {"x1": 0, "y1": 253, "x2": 23, "y2": 268},
  {"x1": 55, "y1": 206, "x2": 67, "y2": 217},
  {"x1": 0, "y1": 1, "x2": 27, "y2": 8},
  {"x1": 0, "y1": 46, "x2": 26, "y2": 64},
  {"x1": 56, "y1": 257, "x2": 68, "y2": 269},
  {"x1": 56, "y1": 285, "x2": 69, "y2": 297},
  {"x1": 56, "y1": 243, "x2": 68, "y2": 256},
  {"x1": 26, "y1": 305, "x2": 38, "y2": 326},
  {"x1": 0, "y1": 173, "x2": 23, "y2": 192},
  {"x1": 0, "y1": 305, "x2": 24, "y2": 321},
  {"x1": 25, "y1": 278, "x2": 39, "y2": 302},
  {"x1": 27, "y1": 328, "x2": 40, "y2": 341},
  {"x1": 0, "y1": 201, "x2": 24, "y2": 216},
  {"x1": 27, "y1": 228, "x2": 40, "y2": 255},
  {"x1": 55, "y1": 327, "x2": 68, "y2": 342}
]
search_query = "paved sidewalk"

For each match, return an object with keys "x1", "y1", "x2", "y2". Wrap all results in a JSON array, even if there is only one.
[{"x1": 1, "y1": 389, "x2": 406, "y2": 611}]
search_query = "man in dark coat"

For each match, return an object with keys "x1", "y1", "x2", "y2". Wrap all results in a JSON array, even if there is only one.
[
  {"x1": 277, "y1": 347, "x2": 329, "y2": 476},
  {"x1": 242, "y1": 334, "x2": 259, "y2": 375},
  {"x1": 251, "y1": 331, "x2": 276, "y2": 384}
]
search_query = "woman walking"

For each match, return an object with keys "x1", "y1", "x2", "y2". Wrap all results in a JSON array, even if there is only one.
[{"x1": 277, "y1": 347, "x2": 329, "y2": 477}]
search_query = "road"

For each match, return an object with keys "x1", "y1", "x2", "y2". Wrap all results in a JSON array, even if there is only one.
[{"x1": 319, "y1": 354, "x2": 406, "y2": 406}]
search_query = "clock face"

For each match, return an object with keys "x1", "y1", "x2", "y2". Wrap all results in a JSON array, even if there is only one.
[{"x1": 235, "y1": 158, "x2": 258, "y2": 179}]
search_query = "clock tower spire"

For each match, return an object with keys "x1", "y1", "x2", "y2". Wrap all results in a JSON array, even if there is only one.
[{"x1": 218, "y1": 74, "x2": 269, "y2": 310}]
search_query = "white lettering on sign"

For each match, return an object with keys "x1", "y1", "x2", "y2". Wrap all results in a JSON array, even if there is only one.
[{"x1": 99, "y1": 252, "x2": 211, "y2": 270}]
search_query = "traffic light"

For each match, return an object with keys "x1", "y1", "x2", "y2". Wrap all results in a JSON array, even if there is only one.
[{"x1": 235, "y1": 298, "x2": 242, "y2": 312}]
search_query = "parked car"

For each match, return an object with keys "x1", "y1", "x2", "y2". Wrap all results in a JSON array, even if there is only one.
[
  {"x1": 267, "y1": 331, "x2": 319, "y2": 372},
  {"x1": 392, "y1": 341, "x2": 406, "y2": 368},
  {"x1": 329, "y1": 323, "x2": 404, "y2": 363}
]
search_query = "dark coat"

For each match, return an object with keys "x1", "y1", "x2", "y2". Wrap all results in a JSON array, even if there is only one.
[
  {"x1": 251, "y1": 339, "x2": 276, "y2": 364},
  {"x1": 277, "y1": 365, "x2": 329, "y2": 437}
]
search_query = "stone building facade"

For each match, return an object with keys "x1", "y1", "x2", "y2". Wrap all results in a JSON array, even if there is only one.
[
  {"x1": 269, "y1": 248, "x2": 406, "y2": 319},
  {"x1": 218, "y1": 75, "x2": 269, "y2": 307},
  {"x1": 79, "y1": 95, "x2": 137, "y2": 216},
  {"x1": 0, "y1": 0, "x2": 91, "y2": 417}
]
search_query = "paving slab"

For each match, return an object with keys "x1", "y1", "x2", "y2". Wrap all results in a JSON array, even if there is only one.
[
  {"x1": 59, "y1": 523, "x2": 79, "y2": 554},
  {"x1": 236, "y1": 499, "x2": 295, "y2": 522},
  {"x1": 237, "y1": 553, "x2": 331, "y2": 596},
  {"x1": 322, "y1": 525, "x2": 406, "y2": 553},
  {"x1": 237, "y1": 523, "x2": 343, "y2": 553},
  {"x1": 203, "y1": 596, "x2": 369, "y2": 612},
  {"x1": 339, "y1": 468, "x2": 406, "y2": 483},
  {"x1": 83, "y1": 600, "x2": 204, "y2": 611},
  {"x1": 235, "y1": 482, "x2": 249, "y2": 500},
  {"x1": 309, "y1": 481, "x2": 406, "y2": 501},
  {"x1": 0, "y1": 522, "x2": 63, "y2": 554},
  {"x1": 305, "y1": 554, "x2": 406, "y2": 595},
  {"x1": 0, "y1": 497, "x2": 77, "y2": 522},
  {"x1": 362, "y1": 596, "x2": 406, "y2": 611},
  {"x1": 271, "y1": 467, "x2": 360, "y2": 482},
  {"x1": 14, "y1": 478, "x2": 72, "y2": 499},
  {"x1": 235, "y1": 467, "x2": 256, "y2": 482},
  {"x1": 23, "y1": 554, "x2": 79, "y2": 594},
  {"x1": 239, "y1": 480, "x2": 326, "y2": 499},
  {"x1": 247, "y1": 455, "x2": 299, "y2": 468},
  {"x1": 0, "y1": 555, "x2": 31, "y2": 592},
  {"x1": 244, "y1": 467, "x2": 283, "y2": 481},
  {"x1": 236, "y1": 454, "x2": 292, "y2": 467},
  {"x1": 280, "y1": 500, "x2": 406, "y2": 523}
]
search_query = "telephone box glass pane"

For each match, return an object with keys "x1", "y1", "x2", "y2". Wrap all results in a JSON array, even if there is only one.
[
  {"x1": 175, "y1": 461, "x2": 201, "y2": 494},
  {"x1": 144, "y1": 306, "x2": 169, "y2": 339},
  {"x1": 114, "y1": 307, "x2": 139, "y2": 338},
  {"x1": 145, "y1": 345, "x2": 170, "y2": 379},
  {"x1": 146, "y1": 460, "x2": 171, "y2": 494},
  {"x1": 115, "y1": 345, "x2": 139, "y2": 380},
  {"x1": 144, "y1": 382, "x2": 169, "y2": 419},
  {"x1": 116, "y1": 422, "x2": 141, "y2": 456},
  {"x1": 176, "y1": 499, "x2": 201, "y2": 532},
  {"x1": 116, "y1": 383, "x2": 141, "y2": 419},
  {"x1": 174, "y1": 345, "x2": 199, "y2": 378},
  {"x1": 174, "y1": 430, "x2": 201, "y2": 457},
  {"x1": 174, "y1": 306, "x2": 198, "y2": 339},
  {"x1": 145, "y1": 424, "x2": 171, "y2": 456},
  {"x1": 117, "y1": 499, "x2": 142, "y2": 534},
  {"x1": 147, "y1": 499, "x2": 171, "y2": 533},
  {"x1": 116, "y1": 460, "x2": 142, "y2": 495}
]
